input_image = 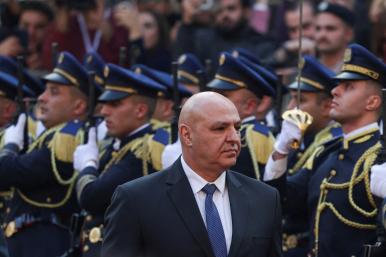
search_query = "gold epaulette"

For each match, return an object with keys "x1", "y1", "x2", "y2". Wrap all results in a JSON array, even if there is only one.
[
  {"x1": 243, "y1": 123, "x2": 275, "y2": 180},
  {"x1": 17, "y1": 122, "x2": 84, "y2": 209},
  {"x1": 103, "y1": 134, "x2": 152, "y2": 176},
  {"x1": 150, "y1": 119, "x2": 171, "y2": 131}
]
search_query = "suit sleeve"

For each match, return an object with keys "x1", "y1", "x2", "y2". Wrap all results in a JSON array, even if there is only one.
[
  {"x1": 101, "y1": 185, "x2": 143, "y2": 257},
  {"x1": 269, "y1": 189, "x2": 283, "y2": 257}
]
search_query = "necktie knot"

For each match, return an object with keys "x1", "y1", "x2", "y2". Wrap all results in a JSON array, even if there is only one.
[{"x1": 202, "y1": 184, "x2": 217, "y2": 196}]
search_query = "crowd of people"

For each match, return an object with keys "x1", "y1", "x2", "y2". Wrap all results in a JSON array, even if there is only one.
[{"x1": 0, "y1": 0, "x2": 385, "y2": 257}]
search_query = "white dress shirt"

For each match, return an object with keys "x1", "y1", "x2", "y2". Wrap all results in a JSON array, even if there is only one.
[
  {"x1": 181, "y1": 156, "x2": 232, "y2": 253},
  {"x1": 162, "y1": 138, "x2": 182, "y2": 169}
]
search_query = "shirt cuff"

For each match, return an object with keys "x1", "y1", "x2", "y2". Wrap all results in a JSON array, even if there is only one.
[{"x1": 263, "y1": 154, "x2": 287, "y2": 181}]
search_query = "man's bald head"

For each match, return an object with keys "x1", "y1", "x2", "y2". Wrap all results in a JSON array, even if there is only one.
[
  {"x1": 179, "y1": 92, "x2": 242, "y2": 181},
  {"x1": 179, "y1": 91, "x2": 239, "y2": 128}
]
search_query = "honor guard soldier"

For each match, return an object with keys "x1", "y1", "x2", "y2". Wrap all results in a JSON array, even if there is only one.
[
  {"x1": 0, "y1": 68, "x2": 35, "y2": 224},
  {"x1": 74, "y1": 63, "x2": 167, "y2": 257},
  {"x1": 161, "y1": 53, "x2": 204, "y2": 169},
  {"x1": 0, "y1": 51, "x2": 93, "y2": 257},
  {"x1": 264, "y1": 43, "x2": 386, "y2": 257},
  {"x1": 279, "y1": 56, "x2": 341, "y2": 256},
  {"x1": 133, "y1": 64, "x2": 192, "y2": 126},
  {"x1": 0, "y1": 56, "x2": 45, "y2": 141},
  {"x1": 207, "y1": 52, "x2": 275, "y2": 180},
  {"x1": 133, "y1": 65, "x2": 192, "y2": 170},
  {"x1": 232, "y1": 47, "x2": 286, "y2": 134},
  {"x1": 82, "y1": 52, "x2": 108, "y2": 143}
]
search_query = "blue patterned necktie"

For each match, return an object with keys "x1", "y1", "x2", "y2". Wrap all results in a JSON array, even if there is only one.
[{"x1": 202, "y1": 184, "x2": 227, "y2": 257}]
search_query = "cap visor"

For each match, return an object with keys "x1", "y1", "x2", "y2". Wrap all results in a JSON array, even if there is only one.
[
  {"x1": 207, "y1": 79, "x2": 240, "y2": 91},
  {"x1": 42, "y1": 72, "x2": 72, "y2": 85},
  {"x1": 98, "y1": 90, "x2": 131, "y2": 102},
  {"x1": 288, "y1": 81, "x2": 323, "y2": 92},
  {"x1": 334, "y1": 71, "x2": 370, "y2": 81}
]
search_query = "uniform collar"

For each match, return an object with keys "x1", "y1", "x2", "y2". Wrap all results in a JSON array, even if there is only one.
[
  {"x1": 114, "y1": 123, "x2": 152, "y2": 149},
  {"x1": 181, "y1": 156, "x2": 226, "y2": 196},
  {"x1": 343, "y1": 122, "x2": 379, "y2": 149},
  {"x1": 242, "y1": 116, "x2": 256, "y2": 125}
]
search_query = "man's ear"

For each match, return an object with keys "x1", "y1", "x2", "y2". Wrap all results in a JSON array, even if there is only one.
[
  {"x1": 256, "y1": 96, "x2": 272, "y2": 115},
  {"x1": 366, "y1": 94, "x2": 382, "y2": 111},
  {"x1": 180, "y1": 124, "x2": 192, "y2": 147},
  {"x1": 73, "y1": 98, "x2": 87, "y2": 116},
  {"x1": 135, "y1": 103, "x2": 149, "y2": 119}
]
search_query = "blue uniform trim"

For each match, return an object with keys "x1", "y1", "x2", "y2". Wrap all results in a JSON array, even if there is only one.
[
  {"x1": 152, "y1": 128, "x2": 169, "y2": 145},
  {"x1": 253, "y1": 122, "x2": 270, "y2": 136},
  {"x1": 330, "y1": 126, "x2": 343, "y2": 138},
  {"x1": 59, "y1": 121, "x2": 83, "y2": 135}
]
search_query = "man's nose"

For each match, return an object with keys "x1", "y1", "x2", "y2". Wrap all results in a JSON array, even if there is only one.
[
  {"x1": 37, "y1": 90, "x2": 48, "y2": 103},
  {"x1": 331, "y1": 84, "x2": 342, "y2": 97},
  {"x1": 227, "y1": 126, "x2": 240, "y2": 142},
  {"x1": 100, "y1": 104, "x2": 110, "y2": 117}
]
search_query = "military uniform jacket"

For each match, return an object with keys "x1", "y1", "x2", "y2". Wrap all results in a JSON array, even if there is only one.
[
  {"x1": 283, "y1": 124, "x2": 342, "y2": 235},
  {"x1": 77, "y1": 124, "x2": 159, "y2": 254},
  {"x1": 287, "y1": 123, "x2": 342, "y2": 175},
  {"x1": 283, "y1": 126, "x2": 382, "y2": 257},
  {"x1": 232, "y1": 118, "x2": 274, "y2": 180},
  {"x1": 0, "y1": 121, "x2": 83, "y2": 257}
]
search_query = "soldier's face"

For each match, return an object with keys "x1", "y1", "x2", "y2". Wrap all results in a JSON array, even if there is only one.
[
  {"x1": 330, "y1": 80, "x2": 369, "y2": 124},
  {"x1": 38, "y1": 83, "x2": 84, "y2": 129},
  {"x1": 288, "y1": 90, "x2": 332, "y2": 132},
  {"x1": 100, "y1": 95, "x2": 146, "y2": 138},
  {"x1": 219, "y1": 89, "x2": 255, "y2": 120}
]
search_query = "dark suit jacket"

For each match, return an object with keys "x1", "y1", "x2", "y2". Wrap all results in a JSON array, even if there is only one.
[{"x1": 102, "y1": 158, "x2": 282, "y2": 257}]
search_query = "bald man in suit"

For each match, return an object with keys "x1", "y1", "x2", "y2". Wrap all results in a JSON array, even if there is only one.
[{"x1": 102, "y1": 92, "x2": 282, "y2": 257}]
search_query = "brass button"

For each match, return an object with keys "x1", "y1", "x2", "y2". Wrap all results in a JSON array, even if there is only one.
[
  {"x1": 297, "y1": 152, "x2": 303, "y2": 158},
  {"x1": 46, "y1": 197, "x2": 51, "y2": 203},
  {"x1": 6, "y1": 208, "x2": 10, "y2": 214},
  {"x1": 5, "y1": 221, "x2": 16, "y2": 238},
  {"x1": 330, "y1": 170, "x2": 337, "y2": 176},
  {"x1": 86, "y1": 215, "x2": 92, "y2": 222},
  {"x1": 89, "y1": 227, "x2": 102, "y2": 244},
  {"x1": 338, "y1": 154, "x2": 344, "y2": 160},
  {"x1": 83, "y1": 245, "x2": 89, "y2": 252}
]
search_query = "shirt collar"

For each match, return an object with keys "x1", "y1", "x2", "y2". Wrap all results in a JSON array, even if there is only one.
[
  {"x1": 343, "y1": 122, "x2": 379, "y2": 140},
  {"x1": 242, "y1": 116, "x2": 256, "y2": 124},
  {"x1": 181, "y1": 156, "x2": 226, "y2": 195},
  {"x1": 113, "y1": 123, "x2": 151, "y2": 150}
]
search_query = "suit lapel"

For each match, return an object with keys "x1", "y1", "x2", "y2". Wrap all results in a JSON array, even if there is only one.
[
  {"x1": 227, "y1": 171, "x2": 249, "y2": 257},
  {"x1": 166, "y1": 159, "x2": 215, "y2": 257}
]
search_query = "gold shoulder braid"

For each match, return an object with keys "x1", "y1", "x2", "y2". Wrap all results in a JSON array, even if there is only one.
[
  {"x1": 313, "y1": 142, "x2": 381, "y2": 254},
  {"x1": 17, "y1": 125, "x2": 84, "y2": 208},
  {"x1": 242, "y1": 124, "x2": 275, "y2": 180},
  {"x1": 102, "y1": 134, "x2": 152, "y2": 176}
]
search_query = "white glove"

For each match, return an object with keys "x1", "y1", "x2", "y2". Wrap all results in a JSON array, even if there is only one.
[
  {"x1": 73, "y1": 128, "x2": 99, "y2": 171},
  {"x1": 274, "y1": 119, "x2": 302, "y2": 154},
  {"x1": 370, "y1": 162, "x2": 386, "y2": 198},
  {"x1": 4, "y1": 113, "x2": 26, "y2": 150}
]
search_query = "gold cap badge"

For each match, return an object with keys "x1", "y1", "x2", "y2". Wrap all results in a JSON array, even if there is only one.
[
  {"x1": 219, "y1": 54, "x2": 226, "y2": 66},
  {"x1": 104, "y1": 66, "x2": 109, "y2": 78},
  {"x1": 344, "y1": 48, "x2": 352, "y2": 62}
]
